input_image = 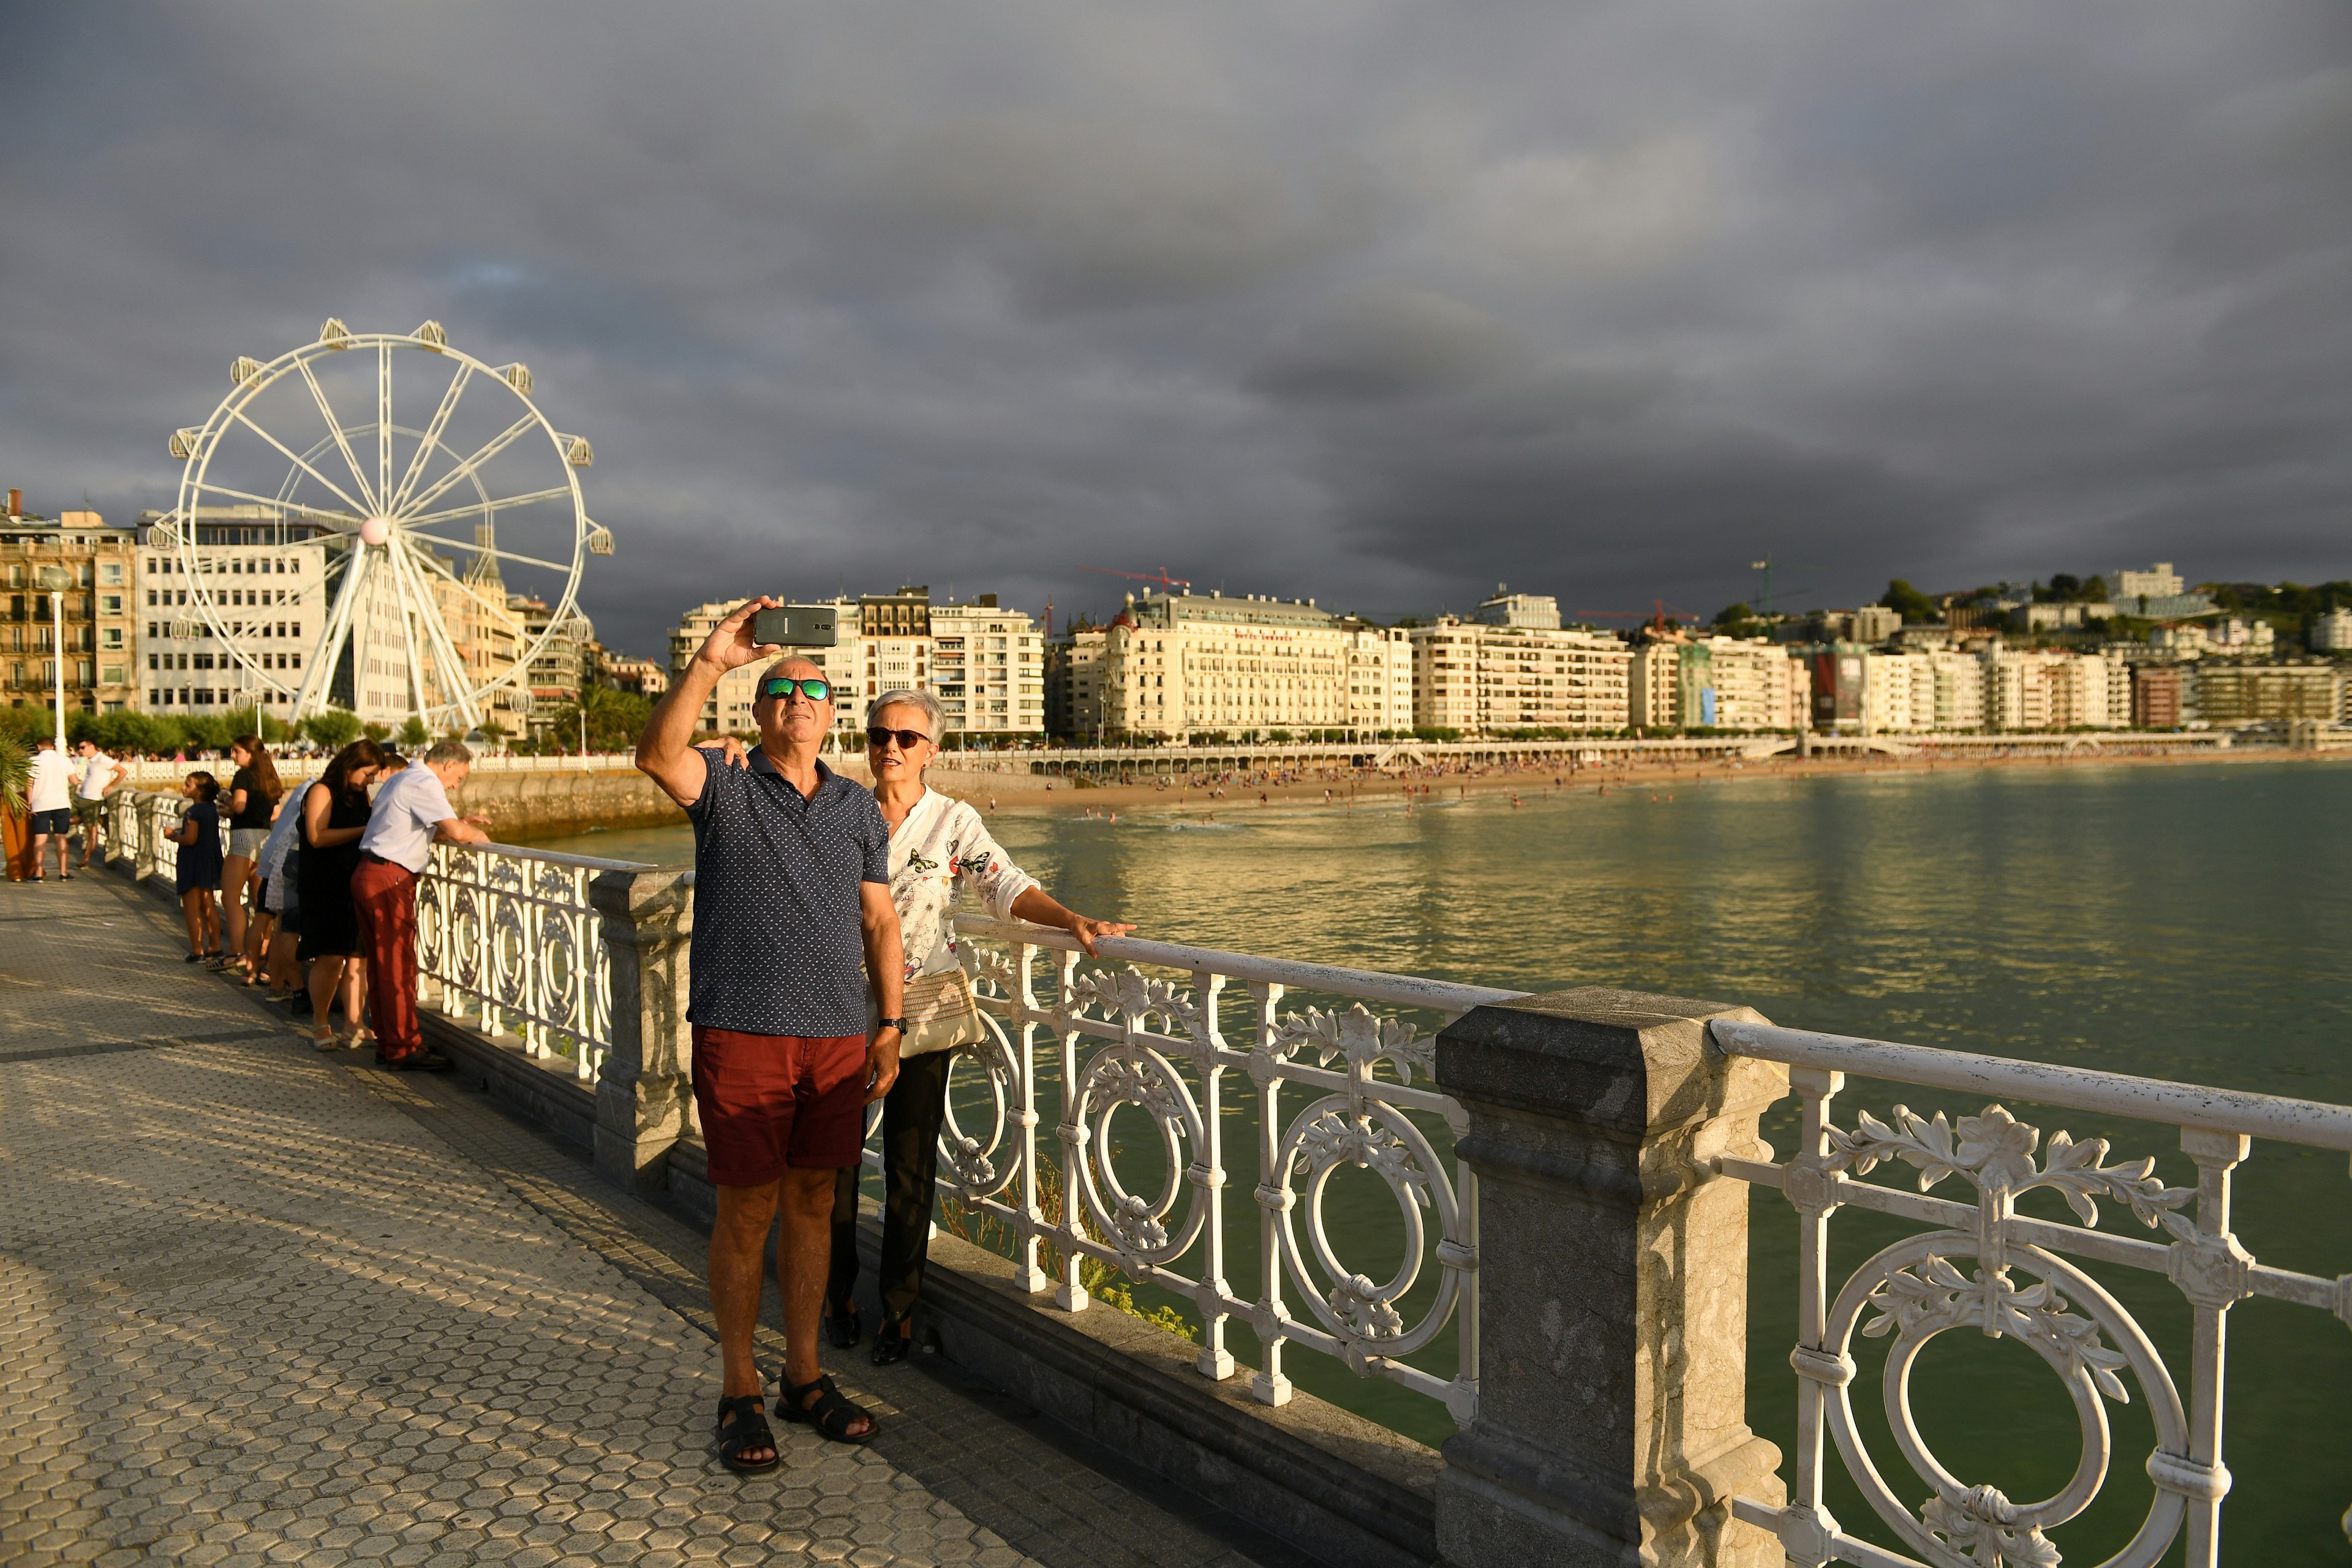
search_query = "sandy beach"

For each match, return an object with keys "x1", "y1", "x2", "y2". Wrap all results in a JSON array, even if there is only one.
[{"x1": 937, "y1": 742, "x2": 2344, "y2": 820}]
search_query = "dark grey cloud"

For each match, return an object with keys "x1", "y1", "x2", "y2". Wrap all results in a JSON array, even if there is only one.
[{"x1": 1, "y1": 0, "x2": 2345, "y2": 657}]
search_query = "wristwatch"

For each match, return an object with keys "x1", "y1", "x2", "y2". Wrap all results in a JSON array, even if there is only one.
[{"x1": 877, "y1": 1017, "x2": 908, "y2": 1032}]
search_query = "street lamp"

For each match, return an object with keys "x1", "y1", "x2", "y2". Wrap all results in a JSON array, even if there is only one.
[{"x1": 36, "y1": 566, "x2": 72, "y2": 748}]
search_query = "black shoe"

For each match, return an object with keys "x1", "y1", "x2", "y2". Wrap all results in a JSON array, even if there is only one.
[
  {"x1": 823, "y1": 1298, "x2": 862, "y2": 1351},
  {"x1": 383, "y1": 1050, "x2": 454, "y2": 1073},
  {"x1": 870, "y1": 1317, "x2": 913, "y2": 1365}
]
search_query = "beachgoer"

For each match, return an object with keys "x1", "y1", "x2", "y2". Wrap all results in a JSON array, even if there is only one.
[
  {"x1": 72, "y1": 740, "x2": 127, "y2": 869},
  {"x1": 299, "y1": 741, "x2": 386, "y2": 1050},
  {"x1": 25, "y1": 736, "x2": 74, "y2": 882},
  {"x1": 217, "y1": 736, "x2": 283, "y2": 974},
  {"x1": 353, "y1": 741, "x2": 491, "y2": 1071},
  {"x1": 813, "y1": 691, "x2": 1129, "y2": 1365},
  {"x1": 636, "y1": 597, "x2": 907, "y2": 1474},
  {"x1": 173, "y1": 772, "x2": 225, "y2": 960}
]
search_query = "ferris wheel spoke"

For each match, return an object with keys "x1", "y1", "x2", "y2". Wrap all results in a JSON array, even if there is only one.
[
  {"x1": 188, "y1": 479, "x2": 359, "y2": 524},
  {"x1": 383, "y1": 534, "x2": 434, "y2": 720},
  {"x1": 397, "y1": 414, "x2": 537, "y2": 519},
  {"x1": 378, "y1": 344, "x2": 394, "y2": 518},
  {"x1": 227, "y1": 405, "x2": 374, "y2": 519},
  {"x1": 395, "y1": 542, "x2": 484, "y2": 731},
  {"x1": 295, "y1": 358, "x2": 381, "y2": 514},
  {"x1": 401, "y1": 486, "x2": 573, "y2": 530},
  {"x1": 401, "y1": 531, "x2": 577, "y2": 574},
  {"x1": 387, "y1": 363, "x2": 473, "y2": 516},
  {"x1": 292, "y1": 540, "x2": 372, "y2": 720}
]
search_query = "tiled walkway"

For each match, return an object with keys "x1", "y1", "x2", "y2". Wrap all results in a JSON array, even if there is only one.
[{"x1": 0, "y1": 872, "x2": 1306, "y2": 1568}]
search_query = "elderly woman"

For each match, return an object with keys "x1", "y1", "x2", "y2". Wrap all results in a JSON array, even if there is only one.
[{"x1": 807, "y1": 689, "x2": 1131, "y2": 1363}]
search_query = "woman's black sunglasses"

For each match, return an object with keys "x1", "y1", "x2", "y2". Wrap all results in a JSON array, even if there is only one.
[
  {"x1": 867, "y1": 725, "x2": 932, "y2": 750},
  {"x1": 761, "y1": 676, "x2": 831, "y2": 702}
]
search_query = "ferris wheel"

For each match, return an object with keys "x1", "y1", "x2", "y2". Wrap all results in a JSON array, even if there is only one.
[{"x1": 157, "y1": 318, "x2": 612, "y2": 732}]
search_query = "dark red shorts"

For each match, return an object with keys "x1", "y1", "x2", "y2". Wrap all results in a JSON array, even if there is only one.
[{"x1": 690, "y1": 1025, "x2": 868, "y2": 1186}]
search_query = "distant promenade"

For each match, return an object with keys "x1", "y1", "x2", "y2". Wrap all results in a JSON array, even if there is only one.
[{"x1": 0, "y1": 873, "x2": 1309, "y2": 1568}]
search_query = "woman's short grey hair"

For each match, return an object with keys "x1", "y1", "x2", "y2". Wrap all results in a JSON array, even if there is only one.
[{"x1": 867, "y1": 687, "x2": 945, "y2": 741}]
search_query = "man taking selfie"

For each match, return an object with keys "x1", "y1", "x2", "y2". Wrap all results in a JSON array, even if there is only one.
[{"x1": 636, "y1": 596, "x2": 905, "y2": 1474}]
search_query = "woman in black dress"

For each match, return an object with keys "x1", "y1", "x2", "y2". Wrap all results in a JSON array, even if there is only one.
[{"x1": 300, "y1": 739, "x2": 386, "y2": 1049}]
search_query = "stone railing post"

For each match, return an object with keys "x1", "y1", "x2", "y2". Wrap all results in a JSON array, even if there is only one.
[
  {"x1": 589, "y1": 867, "x2": 694, "y2": 1191},
  {"x1": 1434, "y1": 988, "x2": 1790, "y2": 1567},
  {"x1": 132, "y1": 793, "x2": 160, "y2": 883}
]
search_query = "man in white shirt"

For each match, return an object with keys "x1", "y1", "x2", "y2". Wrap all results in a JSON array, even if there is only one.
[
  {"x1": 72, "y1": 740, "x2": 129, "y2": 869},
  {"x1": 24, "y1": 736, "x2": 77, "y2": 883},
  {"x1": 353, "y1": 739, "x2": 492, "y2": 1071}
]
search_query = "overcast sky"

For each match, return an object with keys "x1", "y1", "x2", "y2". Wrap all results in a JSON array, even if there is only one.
[{"x1": 2, "y1": 2, "x2": 2345, "y2": 657}]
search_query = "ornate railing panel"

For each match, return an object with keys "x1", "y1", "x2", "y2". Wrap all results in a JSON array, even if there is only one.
[
  {"x1": 1708, "y1": 1020, "x2": 2352, "y2": 1568},
  {"x1": 414, "y1": 840, "x2": 647, "y2": 1079},
  {"x1": 927, "y1": 914, "x2": 1523, "y2": 1426}
]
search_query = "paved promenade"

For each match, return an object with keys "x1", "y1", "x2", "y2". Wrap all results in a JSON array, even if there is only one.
[{"x1": 0, "y1": 873, "x2": 1308, "y2": 1568}]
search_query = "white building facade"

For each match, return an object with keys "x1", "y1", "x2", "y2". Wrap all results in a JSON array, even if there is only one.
[
  {"x1": 1100, "y1": 590, "x2": 1349, "y2": 741},
  {"x1": 1631, "y1": 637, "x2": 1808, "y2": 731},
  {"x1": 1985, "y1": 649, "x2": 2120, "y2": 731},
  {"x1": 1861, "y1": 652, "x2": 1990, "y2": 733},
  {"x1": 927, "y1": 600, "x2": 1045, "y2": 741},
  {"x1": 137, "y1": 518, "x2": 329, "y2": 718},
  {"x1": 1409, "y1": 618, "x2": 1632, "y2": 734},
  {"x1": 1341, "y1": 622, "x2": 1414, "y2": 736}
]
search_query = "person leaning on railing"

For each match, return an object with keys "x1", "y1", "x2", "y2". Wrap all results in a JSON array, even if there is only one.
[
  {"x1": 635, "y1": 595, "x2": 908, "y2": 1476},
  {"x1": 353, "y1": 740, "x2": 493, "y2": 1074},
  {"x1": 725, "y1": 689, "x2": 1132, "y2": 1363}
]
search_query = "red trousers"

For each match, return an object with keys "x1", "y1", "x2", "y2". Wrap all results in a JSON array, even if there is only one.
[{"x1": 350, "y1": 856, "x2": 423, "y2": 1059}]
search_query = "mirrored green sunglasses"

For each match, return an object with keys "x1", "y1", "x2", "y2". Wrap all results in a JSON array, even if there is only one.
[{"x1": 761, "y1": 676, "x2": 832, "y2": 702}]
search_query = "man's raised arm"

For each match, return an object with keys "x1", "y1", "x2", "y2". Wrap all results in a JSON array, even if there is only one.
[{"x1": 636, "y1": 596, "x2": 782, "y2": 807}]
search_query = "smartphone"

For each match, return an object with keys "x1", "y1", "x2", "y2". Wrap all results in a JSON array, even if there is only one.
[{"x1": 751, "y1": 605, "x2": 839, "y2": 647}]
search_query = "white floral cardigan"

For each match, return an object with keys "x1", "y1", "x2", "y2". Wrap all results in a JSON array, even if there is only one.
[{"x1": 885, "y1": 786, "x2": 1039, "y2": 984}]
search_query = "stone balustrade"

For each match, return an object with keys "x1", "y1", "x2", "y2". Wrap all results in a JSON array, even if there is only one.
[{"x1": 89, "y1": 801, "x2": 2351, "y2": 1567}]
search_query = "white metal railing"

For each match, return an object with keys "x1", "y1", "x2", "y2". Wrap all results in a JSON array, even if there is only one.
[
  {"x1": 413, "y1": 840, "x2": 650, "y2": 1079},
  {"x1": 1708, "y1": 1019, "x2": 2352, "y2": 1568},
  {"x1": 118, "y1": 752, "x2": 645, "y2": 786},
  {"x1": 926, "y1": 913, "x2": 1523, "y2": 1425}
]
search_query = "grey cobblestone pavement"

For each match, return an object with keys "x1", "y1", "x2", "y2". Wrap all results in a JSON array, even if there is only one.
[{"x1": 0, "y1": 873, "x2": 1304, "y2": 1568}]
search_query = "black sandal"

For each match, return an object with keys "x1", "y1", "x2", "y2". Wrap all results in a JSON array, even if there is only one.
[
  {"x1": 822, "y1": 1297, "x2": 862, "y2": 1351},
  {"x1": 870, "y1": 1316, "x2": 913, "y2": 1366},
  {"x1": 778, "y1": 1373, "x2": 879, "y2": 1444},
  {"x1": 714, "y1": 1392, "x2": 781, "y2": 1474}
]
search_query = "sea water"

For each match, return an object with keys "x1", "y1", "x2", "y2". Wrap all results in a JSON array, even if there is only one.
[{"x1": 530, "y1": 758, "x2": 2352, "y2": 1556}]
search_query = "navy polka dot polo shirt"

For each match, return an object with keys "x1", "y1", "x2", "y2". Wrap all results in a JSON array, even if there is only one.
[{"x1": 684, "y1": 747, "x2": 891, "y2": 1038}]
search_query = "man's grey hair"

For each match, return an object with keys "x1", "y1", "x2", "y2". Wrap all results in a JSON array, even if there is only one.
[
  {"x1": 868, "y1": 688, "x2": 944, "y2": 740},
  {"x1": 424, "y1": 739, "x2": 473, "y2": 766}
]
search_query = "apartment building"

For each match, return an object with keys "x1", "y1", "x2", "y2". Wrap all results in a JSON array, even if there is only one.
[
  {"x1": 1101, "y1": 590, "x2": 1349, "y2": 741},
  {"x1": 594, "y1": 647, "x2": 668, "y2": 699},
  {"x1": 1473, "y1": 586, "x2": 1562, "y2": 630},
  {"x1": 667, "y1": 589, "x2": 1043, "y2": 746},
  {"x1": 135, "y1": 508, "x2": 326, "y2": 717},
  {"x1": 2190, "y1": 664, "x2": 2343, "y2": 726},
  {"x1": 927, "y1": 597, "x2": 1044, "y2": 740},
  {"x1": 1340, "y1": 620, "x2": 1414, "y2": 736},
  {"x1": 3, "y1": 493, "x2": 140, "y2": 716},
  {"x1": 669, "y1": 597, "x2": 861, "y2": 744},
  {"x1": 1861, "y1": 651, "x2": 1988, "y2": 733},
  {"x1": 1985, "y1": 649, "x2": 2119, "y2": 730},
  {"x1": 2132, "y1": 663, "x2": 2185, "y2": 728},
  {"x1": 1410, "y1": 617, "x2": 1632, "y2": 733},
  {"x1": 1632, "y1": 637, "x2": 1808, "y2": 731},
  {"x1": 1045, "y1": 627, "x2": 1108, "y2": 741},
  {"x1": 2311, "y1": 608, "x2": 2352, "y2": 652}
]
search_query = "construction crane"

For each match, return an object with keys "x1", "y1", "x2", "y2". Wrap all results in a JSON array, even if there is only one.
[
  {"x1": 1078, "y1": 565, "x2": 1193, "y2": 592},
  {"x1": 1574, "y1": 598, "x2": 1702, "y2": 635}
]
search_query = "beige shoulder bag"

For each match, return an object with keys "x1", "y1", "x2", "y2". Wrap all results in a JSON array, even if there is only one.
[{"x1": 894, "y1": 965, "x2": 986, "y2": 1058}]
